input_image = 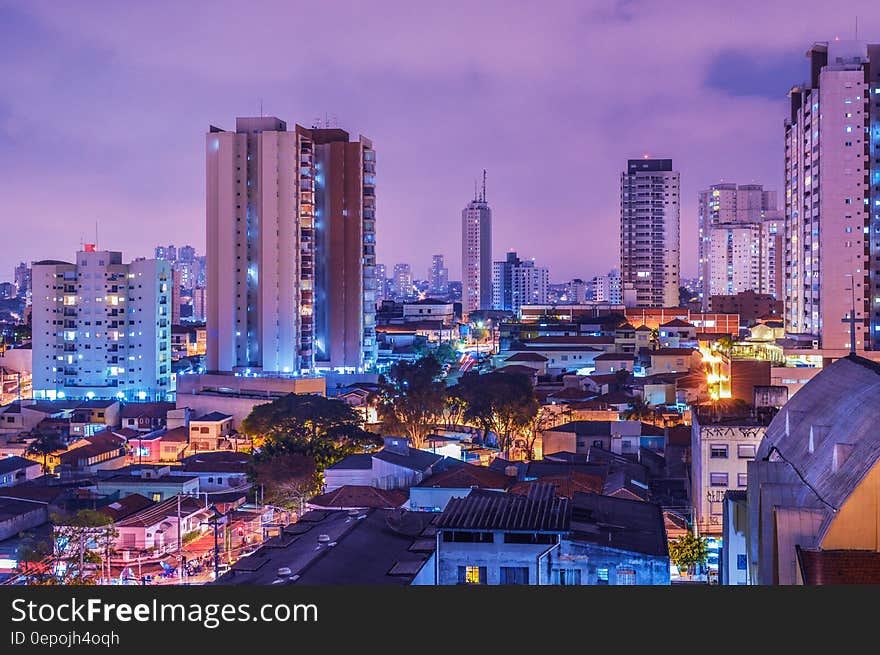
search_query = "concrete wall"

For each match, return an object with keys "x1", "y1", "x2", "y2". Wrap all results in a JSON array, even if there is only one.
[
  {"x1": 0, "y1": 502, "x2": 48, "y2": 541},
  {"x1": 436, "y1": 532, "x2": 553, "y2": 585},
  {"x1": 548, "y1": 539, "x2": 670, "y2": 585}
]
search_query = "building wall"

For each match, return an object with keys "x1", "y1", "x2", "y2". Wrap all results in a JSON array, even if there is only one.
[
  {"x1": 721, "y1": 495, "x2": 750, "y2": 585},
  {"x1": 620, "y1": 159, "x2": 680, "y2": 308},
  {"x1": 692, "y1": 418, "x2": 765, "y2": 534},
  {"x1": 820, "y1": 459, "x2": 880, "y2": 550},
  {"x1": 31, "y1": 252, "x2": 171, "y2": 401},
  {"x1": 436, "y1": 532, "x2": 554, "y2": 585},
  {"x1": 548, "y1": 539, "x2": 670, "y2": 585},
  {"x1": 0, "y1": 504, "x2": 48, "y2": 541},
  {"x1": 462, "y1": 196, "x2": 492, "y2": 313}
]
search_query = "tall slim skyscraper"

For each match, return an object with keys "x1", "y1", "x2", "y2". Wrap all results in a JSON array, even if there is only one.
[
  {"x1": 620, "y1": 159, "x2": 680, "y2": 308},
  {"x1": 492, "y1": 251, "x2": 549, "y2": 314},
  {"x1": 31, "y1": 247, "x2": 171, "y2": 400},
  {"x1": 429, "y1": 255, "x2": 449, "y2": 297},
  {"x1": 462, "y1": 171, "x2": 492, "y2": 313},
  {"x1": 206, "y1": 117, "x2": 377, "y2": 373},
  {"x1": 392, "y1": 263, "x2": 413, "y2": 301},
  {"x1": 698, "y1": 183, "x2": 782, "y2": 309},
  {"x1": 310, "y1": 128, "x2": 377, "y2": 371},
  {"x1": 785, "y1": 41, "x2": 880, "y2": 350}
]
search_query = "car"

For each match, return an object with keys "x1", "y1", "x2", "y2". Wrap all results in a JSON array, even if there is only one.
[{"x1": 277, "y1": 567, "x2": 293, "y2": 577}]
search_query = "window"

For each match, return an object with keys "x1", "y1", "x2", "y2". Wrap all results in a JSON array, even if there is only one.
[
  {"x1": 151, "y1": 493, "x2": 161, "y2": 502},
  {"x1": 551, "y1": 568, "x2": 581, "y2": 586},
  {"x1": 738, "y1": 473, "x2": 748, "y2": 487},
  {"x1": 596, "y1": 568, "x2": 609, "y2": 585},
  {"x1": 710, "y1": 472, "x2": 729, "y2": 487},
  {"x1": 710, "y1": 444, "x2": 728, "y2": 459},
  {"x1": 737, "y1": 554, "x2": 747, "y2": 571},
  {"x1": 710, "y1": 501, "x2": 723, "y2": 516},
  {"x1": 443, "y1": 531, "x2": 493, "y2": 543},
  {"x1": 737, "y1": 444, "x2": 756, "y2": 459},
  {"x1": 499, "y1": 567, "x2": 529, "y2": 585},
  {"x1": 504, "y1": 533, "x2": 555, "y2": 544},
  {"x1": 457, "y1": 566, "x2": 486, "y2": 585},
  {"x1": 616, "y1": 568, "x2": 636, "y2": 585}
]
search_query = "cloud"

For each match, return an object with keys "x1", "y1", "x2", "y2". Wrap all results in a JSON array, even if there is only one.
[{"x1": 1, "y1": 0, "x2": 879, "y2": 283}]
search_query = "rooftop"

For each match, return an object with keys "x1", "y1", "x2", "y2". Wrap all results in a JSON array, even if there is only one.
[
  {"x1": 326, "y1": 453, "x2": 373, "y2": 471},
  {"x1": 308, "y1": 486, "x2": 408, "y2": 509},
  {"x1": 417, "y1": 462, "x2": 512, "y2": 490},
  {"x1": 504, "y1": 352, "x2": 548, "y2": 362},
  {"x1": 594, "y1": 353, "x2": 637, "y2": 361},
  {"x1": 97, "y1": 494, "x2": 155, "y2": 521},
  {"x1": 437, "y1": 485, "x2": 570, "y2": 532},
  {"x1": 120, "y1": 402, "x2": 176, "y2": 419},
  {"x1": 193, "y1": 412, "x2": 233, "y2": 423},
  {"x1": 568, "y1": 492, "x2": 668, "y2": 556},
  {"x1": 373, "y1": 447, "x2": 444, "y2": 473},
  {"x1": 180, "y1": 451, "x2": 249, "y2": 473},
  {"x1": 215, "y1": 509, "x2": 437, "y2": 586},
  {"x1": 0, "y1": 456, "x2": 39, "y2": 475}
]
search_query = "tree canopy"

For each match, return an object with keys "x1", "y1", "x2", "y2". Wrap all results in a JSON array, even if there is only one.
[
  {"x1": 372, "y1": 356, "x2": 447, "y2": 450},
  {"x1": 669, "y1": 533, "x2": 709, "y2": 574}
]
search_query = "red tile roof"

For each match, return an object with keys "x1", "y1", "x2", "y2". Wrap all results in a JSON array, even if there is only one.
[
  {"x1": 509, "y1": 471, "x2": 603, "y2": 498},
  {"x1": 660, "y1": 319, "x2": 694, "y2": 328},
  {"x1": 797, "y1": 547, "x2": 880, "y2": 585},
  {"x1": 418, "y1": 463, "x2": 512, "y2": 490},
  {"x1": 594, "y1": 353, "x2": 636, "y2": 361},
  {"x1": 308, "y1": 485, "x2": 408, "y2": 509}
]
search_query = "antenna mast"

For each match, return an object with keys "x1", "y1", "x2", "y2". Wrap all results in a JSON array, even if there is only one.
[{"x1": 481, "y1": 169, "x2": 487, "y2": 202}]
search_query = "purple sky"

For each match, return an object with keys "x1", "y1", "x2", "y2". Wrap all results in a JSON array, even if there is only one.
[{"x1": 2, "y1": 1, "x2": 880, "y2": 283}]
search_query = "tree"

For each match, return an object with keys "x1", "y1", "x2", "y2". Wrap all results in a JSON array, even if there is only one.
[
  {"x1": 622, "y1": 395, "x2": 658, "y2": 424},
  {"x1": 240, "y1": 393, "x2": 363, "y2": 445},
  {"x1": 249, "y1": 449, "x2": 321, "y2": 512},
  {"x1": 372, "y1": 356, "x2": 447, "y2": 450},
  {"x1": 519, "y1": 405, "x2": 556, "y2": 461},
  {"x1": 50, "y1": 509, "x2": 117, "y2": 585},
  {"x1": 15, "y1": 531, "x2": 52, "y2": 584},
  {"x1": 454, "y1": 370, "x2": 539, "y2": 456},
  {"x1": 26, "y1": 432, "x2": 66, "y2": 473},
  {"x1": 669, "y1": 533, "x2": 709, "y2": 576}
]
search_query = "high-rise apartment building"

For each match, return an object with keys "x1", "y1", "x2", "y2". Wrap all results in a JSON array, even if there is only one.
[
  {"x1": 492, "y1": 252, "x2": 549, "y2": 314},
  {"x1": 31, "y1": 247, "x2": 172, "y2": 401},
  {"x1": 591, "y1": 269, "x2": 622, "y2": 304},
  {"x1": 171, "y1": 267, "x2": 183, "y2": 325},
  {"x1": 206, "y1": 117, "x2": 376, "y2": 373},
  {"x1": 310, "y1": 128, "x2": 377, "y2": 371},
  {"x1": 429, "y1": 254, "x2": 449, "y2": 297},
  {"x1": 462, "y1": 172, "x2": 492, "y2": 313},
  {"x1": 375, "y1": 264, "x2": 387, "y2": 304},
  {"x1": 14, "y1": 261, "x2": 30, "y2": 298},
  {"x1": 698, "y1": 183, "x2": 782, "y2": 309},
  {"x1": 568, "y1": 278, "x2": 588, "y2": 304},
  {"x1": 392, "y1": 263, "x2": 413, "y2": 301},
  {"x1": 192, "y1": 286, "x2": 207, "y2": 323},
  {"x1": 785, "y1": 41, "x2": 880, "y2": 350},
  {"x1": 620, "y1": 159, "x2": 680, "y2": 308}
]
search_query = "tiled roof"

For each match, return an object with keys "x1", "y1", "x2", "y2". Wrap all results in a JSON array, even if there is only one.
[
  {"x1": 496, "y1": 365, "x2": 539, "y2": 376},
  {"x1": 525, "y1": 336, "x2": 615, "y2": 345},
  {"x1": 120, "y1": 402, "x2": 175, "y2": 419},
  {"x1": 115, "y1": 496, "x2": 206, "y2": 528},
  {"x1": 652, "y1": 348, "x2": 698, "y2": 356},
  {"x1": 418, "y1": 462, "x2": 512, "y2": 490},
  {"x1": 569, "y1": 492, "x2": 667, "y2": 556},
  {"x1": 437, "y1": 485, "x2": 570, "y2": 531},
  {"x1": 797, "y1": 547, "x2": 880, "y2": 585},
  {"x1": 308, "y1": 485, "x2": 407, "y2": 509},
  {"x1": 660, "y1": 319, "x2": 694, "y2": 328},
  {"x1": 181, "y1": 451, "x2": 248, "y2": 473},
  {"x1": 594, "y1": 353, "x2": 636, "y2": 361},
  {"x1": 326, "y1": 453, "x2": 373, "y2": 471},
  {"x1": 373, "y1": 448, "x2": 443, "y2": 473},
  {"x1": 509, "y1": 471, "x2": 603, "y2": 498}
]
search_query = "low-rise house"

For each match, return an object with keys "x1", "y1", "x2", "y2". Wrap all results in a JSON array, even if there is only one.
[
  {"x1": 69, "y1": 400, "x2": 120, "y2": 439},
  {"x1": 95, "y1": 465, "x2": 199, "y2": 502},
  {"x1": 188, "y1": 412, "x2": 235, "y2": 451},
  {"x1": 649, "y1": 348, "x2": 702, "y2": 375},
  {"x1": 435, "y1": 485, "x2": 570, "y2": 585},
  {"x1": 593, "y1": 353, "x2": 636, "y2": 375},
  {"x1": 501, "y1": 352, "x2": 548, "y2": 375},
  {"x1": 129, "y1": 427, "x2": 189, "y2": 463},
  {"x1": 410, "y1": 463, "x2": 512, "y2": 512},
  {"x1": 56, "y1": 431, "x2": 127, "y2": 478},
  {"x1": 0, "y1": 497, "x2": 48, "y2": 541},
  {"x1": 324, "y1": 437, "x2": 445, "y2": 492},
  {"x1": 176, "y1": 451, "x2": 250, "y2": 493},
  {"x1": 114, "y1": 495, "x2": 212, "y2": 559},
  {"x1": 658, "y1": 319, "x2": 697, "y2": 348},
  {"x1": 0, "y1": 456, "x2": 41, "y2": 487},
  {"x1": 120, "y1": 402, "x2": 176, "y2": 433},
  {"x1": 541, "y1": 420, "x2": 643, "y2": 456}
]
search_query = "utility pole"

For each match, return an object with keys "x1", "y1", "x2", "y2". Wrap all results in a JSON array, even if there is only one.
[{"x1": 177, "y1": 494, "x2": 183, "y2": 582}]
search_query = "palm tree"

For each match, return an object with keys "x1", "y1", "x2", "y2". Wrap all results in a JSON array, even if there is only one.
[{"x1": 26, "y1": 432, "x2": 66, "y2": 473}]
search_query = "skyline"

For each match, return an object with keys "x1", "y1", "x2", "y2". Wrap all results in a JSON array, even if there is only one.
[{"x1": 2, "y1": 2, "x2": 880, "y2": 281}]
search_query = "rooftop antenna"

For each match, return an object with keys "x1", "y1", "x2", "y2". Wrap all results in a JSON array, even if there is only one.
[
  {"x1": 855, "y1": 15, "x2": 859, "y2": 39},
  {"x1": 259, "y1": 98, "x2": 264, "y2": 117},
  {"x1": 481, "y1": 169, "x2": 487, "y2": 203},
  {"x1": 473, "y1": 179, "x2": 478, "y2": 202},
  {"x1": 843, "y1": 273, "x2": 857, "y2": 355},
  {"x1": 95, "y1": 220, "x2": 99, "y2": 250}
]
